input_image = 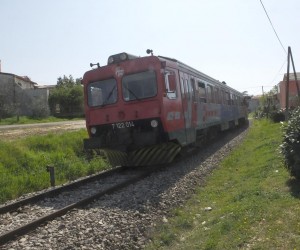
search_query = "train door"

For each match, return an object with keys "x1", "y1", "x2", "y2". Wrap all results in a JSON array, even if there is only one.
[
  {"x1": 179, "y1": 71, "x2": 195, "y2": 144},
  {"x1": 190, "y1": 77, "x2": 198, "y2": 128}
]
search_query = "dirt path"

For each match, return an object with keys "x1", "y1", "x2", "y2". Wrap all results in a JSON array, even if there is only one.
[{"x1": 0, "y1": 120, "x2": 86, "y2": 141}]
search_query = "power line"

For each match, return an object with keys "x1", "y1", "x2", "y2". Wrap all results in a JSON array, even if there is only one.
[
  {"x1": 259, "y1": 0, "x2": 287, "y2": 55},
  {"x1": 269, "y1": 58, "x2": 287, "y2": 85}
]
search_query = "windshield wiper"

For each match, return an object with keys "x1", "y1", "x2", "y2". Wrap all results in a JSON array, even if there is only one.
[
  {"x1": 101, "y1": 85, "x2": 116, "y2": 107},
  {"x1": 123, "y1": 85, "x2": 141, "y2": 101}
]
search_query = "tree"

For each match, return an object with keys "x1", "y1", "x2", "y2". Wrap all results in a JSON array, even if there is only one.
[
  {"x1": 48, "y1": 75, "x2": 84, "y2": 117},
  {"x1": 56, "y1": 75, "x2": 81, "y2": 87}
]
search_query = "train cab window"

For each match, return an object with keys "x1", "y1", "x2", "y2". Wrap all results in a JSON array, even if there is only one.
[
  {"x1": 197, "y1": 81, "x2": 206, "y2": 103},
  {"x1": 122, "y1": 71, "x2": 157, "y2": 101},
  {"x1": 207, "y1": 85, "x2": 214, "y2": 103},
  {"x1": 87, "y1": 78, "x2": 117, "y2": 107},
  {"x1": 164, "y1": 71, "x2": 177, "y2": 99}
]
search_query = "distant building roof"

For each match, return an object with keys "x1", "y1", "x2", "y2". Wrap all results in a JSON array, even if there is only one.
[
  {"x1": 35, "y1": 85, "x2": 56, "y2": 89},
  {"x1": 283, "y1": 72, "x2": 300, "y2": 81},
  {"x1": 0, "y1": 72, "x2": 37, "y2": 85}
]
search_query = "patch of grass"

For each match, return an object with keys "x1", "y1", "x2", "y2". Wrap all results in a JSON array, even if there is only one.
[
  {"x1": 0, "y1": 129, "x2": 109, "y2": 204},
  {"x1": 0, "y1": 116, "x2": 82, "y2": 125},
  {"x1": 146, "y1": 119, "x2": 300, "y2": 249}
]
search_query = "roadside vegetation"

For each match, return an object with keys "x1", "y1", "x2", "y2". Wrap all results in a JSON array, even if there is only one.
[
  {"x1": 280, "y1": 107, "x2": 300, "y2": 179},
  {"x1": 48, "y1": 75, "x2": 84, "y2": 118},
  {"x1": 146, "y1": 118, "x2": 300, "y2": 249},
  {"x1": 0, "y1": 129, "x2": 108, "y2": 204}
]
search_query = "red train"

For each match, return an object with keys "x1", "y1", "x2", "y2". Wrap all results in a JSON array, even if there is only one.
[{"x1": 82, "y1": 51, "x2": 248, "y2": 166}]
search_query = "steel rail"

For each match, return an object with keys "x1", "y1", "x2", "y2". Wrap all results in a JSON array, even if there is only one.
[
  {"x1": 0, "y1": 166, "x2": 122, "y2": 214},
  {"x1": 0, "y1": 168, "x2": 153, "y2": 246}
]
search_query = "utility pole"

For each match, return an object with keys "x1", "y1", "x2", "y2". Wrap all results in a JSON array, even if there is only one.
[
  {"x1": 285, "y1": 46, "x2": 300, "y2": 120},
  {"x1": 289, "y1": 48, "x2": 300, "y2": 100},
  {"x1": 285, "y1": 47, "x2": 290, "y2": 120}
]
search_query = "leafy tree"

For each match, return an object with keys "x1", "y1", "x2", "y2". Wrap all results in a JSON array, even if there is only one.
[
  {"x1": 48, "y1": 75, "x2": 84, "y2": 117},
  {"x1": 56, "y1": 75, "x2": 81, "y2": 87}
]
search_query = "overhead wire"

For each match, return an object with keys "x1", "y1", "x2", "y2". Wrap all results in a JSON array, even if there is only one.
[
  {"x1": 259, "y1": 0, "x2": 287, "y2": 55},
  {"x1": 259, "y1": 0, "x2": 288, "y2": 92},
  {"x1": 269, "y1": 58, "x2": 287, "y2": 85}
]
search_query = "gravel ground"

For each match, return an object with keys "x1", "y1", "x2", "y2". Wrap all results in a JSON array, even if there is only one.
[
  {"x1": 1, "y1": 125, "x2": 249, "y2": 250},
  {"x1": 0, "y1": 120, "x2": 86, "y2": 141}
]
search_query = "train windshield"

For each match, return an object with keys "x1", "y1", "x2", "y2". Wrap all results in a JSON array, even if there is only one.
[
  {"x1": 87, "y1": 79, "x2": 117, "y2": 107},
  {"x1": 122, "y1": 71, "x2": 157, "y2": 101}
]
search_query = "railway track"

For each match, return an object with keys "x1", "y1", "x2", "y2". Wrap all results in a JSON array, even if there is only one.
[
  {"x1": 0, "y1": 125, "x2": 249, "y2": 249},
  {"x1": 0, "y1": 166, "x2": 157, "y2": 245}
]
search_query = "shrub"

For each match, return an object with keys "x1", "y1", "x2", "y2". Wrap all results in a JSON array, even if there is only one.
[
  {"x1": 279, "y1": 107, "x2": 300, "y2": 178},
  {"x1": 269, "y1": 109, "x2": 285, "y2": 123}
]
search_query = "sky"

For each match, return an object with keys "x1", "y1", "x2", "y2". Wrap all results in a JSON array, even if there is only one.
[{"x1": 1, "y1": 0, "x2": 300, "y2": 96}]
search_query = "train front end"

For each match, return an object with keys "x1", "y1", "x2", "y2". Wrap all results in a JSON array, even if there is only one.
[{"x1": 82, "y1": 53, "x2": 180, "y2": 166}]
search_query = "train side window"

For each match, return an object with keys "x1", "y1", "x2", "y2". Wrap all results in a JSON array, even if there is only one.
[
  {"x1": 198, "y1": 81, "x2": 206, "y2": 103},
  {"x1": 185, "y1": 79, "x2": 189, "y2": 99},
  {"x1": 222, "y1": 89, "x2": 226, "y2": 104},
  {"x1": 230, "y1": 93, "x2": 234, "y2": 105},
  {"x1": 180, "y1": 77, "x2": 185, "y2": 95},
  {"x1": 215, "y1": 88, "x2": 220, "y2": 104},
  {"x1": 225, "y1": 91, "x2": 230, "y2": 105},
  {"x1": 164, "y1": 71, "x2": 177, "y2": 99},
  {"x1": 234, "y1": 95, "x2": 238, "y2": 105},
  {"x1": 190, "y1": 78, "x2": 196, "y2": 100},
  {"x1": 220, "y1": 89, "x2": 224, "y2": 104},
  {"x1": 207, "y1": 85, "x2": 214, "y2": 103}
]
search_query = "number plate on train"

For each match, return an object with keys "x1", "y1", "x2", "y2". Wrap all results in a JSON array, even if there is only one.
[{"x1": 112, "y1": 121, "x2": 135, "y2": 129}]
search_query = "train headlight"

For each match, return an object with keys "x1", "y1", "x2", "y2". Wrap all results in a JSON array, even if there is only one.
[
  {"x1": 150, "y1": 120, "x2": 158, "y2": 128},
  {"x1": 120, "y1": 53, "x2": 127, "y2": 60},
  {"x1": 108, "y1": 56, "x2": 114, "y2": 64},
  {"x1": 90, "y1": 127, "x2": 97, "y2": 135}
]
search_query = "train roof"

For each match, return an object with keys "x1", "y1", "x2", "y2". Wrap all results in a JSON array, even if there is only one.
[
  {"x1": 90, "y1": 52, "x2": 243, "y2": 96},
  {"x1": 158, "y1": 55, "x2": 242, "y2": 95}
]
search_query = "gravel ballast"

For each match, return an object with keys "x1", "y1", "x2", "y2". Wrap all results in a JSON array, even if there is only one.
[{"x1": 1, "y1": 126, "x2": 249, "y2": 249}]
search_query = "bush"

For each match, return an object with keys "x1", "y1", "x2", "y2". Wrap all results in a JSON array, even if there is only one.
[
  {"x1": 48, "y1": 75, "x2": 84, "y2": 117},
  {"x1": 269, "y1": 109, "x2": 285, "y2": 123},
  {"x1": 254, "y1": 106, "x2": 285, "y2": 123},
  {"x1": 279, "y1": 107, "x2": 300, "y2": 178}
]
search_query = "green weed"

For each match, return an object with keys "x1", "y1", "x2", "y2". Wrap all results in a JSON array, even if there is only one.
[
  {"x1": 0, "y1": 129, "x2": 109, "y2": 204},
  {"x1": 146, "y1": 119, "x2": 299, "y2": 249}
]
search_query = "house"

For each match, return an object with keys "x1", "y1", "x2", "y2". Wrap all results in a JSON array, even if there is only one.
[
  {"x1": 0, "y1": 72, "x2": 50, "y2": 117},
  {"x1": 278, "y1": 73, "x2": 300, "y2": 109}
]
